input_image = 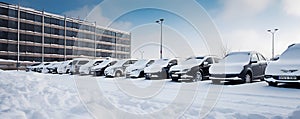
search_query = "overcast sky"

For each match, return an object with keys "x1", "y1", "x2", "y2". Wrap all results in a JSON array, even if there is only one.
[{"x1": 3, "y1": 0, "x2": 300, "y2": 59}]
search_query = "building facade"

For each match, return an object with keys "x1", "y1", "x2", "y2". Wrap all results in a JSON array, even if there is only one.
[{"x1": 0, "y1": 2, "x2": 131, "y2": 62}]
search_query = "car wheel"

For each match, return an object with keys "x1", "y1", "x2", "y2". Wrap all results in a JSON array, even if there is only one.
[
  {"x1": 115, "y1": 71, "x2": 122, "y2": 77},
  {"x1": 267, "y1": 82, "x2": 278, "y2": 87},
  {"x1": 260, "y1": 77, "x2": 265, "y2": 81},
  {"x1": 243, "y1": 73, "x2": 252, "y2": 83},
  {"x1": 193, "y1": 71, "x2": 203, "y2": 82},
  {"x1": 145, "y1": 74, "x2": 151, "y2": 80},
  {"x1": 212, "y1": 79, "x2": 221, "y2": 84},
  {"x1": 172, "y1": 77, "x2": 179, "y2": 82}
]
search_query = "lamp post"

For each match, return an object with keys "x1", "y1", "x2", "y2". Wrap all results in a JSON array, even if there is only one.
[
  {"x1": 156, "y1": 18, "x2": 164, "y2": 59},
  {"x1": 267, "y1": 28, "x2": 279, "y2": 59}
]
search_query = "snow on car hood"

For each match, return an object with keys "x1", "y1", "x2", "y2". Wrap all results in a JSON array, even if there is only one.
[
  {"x1": 169, "y1": 64, "x2": 196, "y2": 72},
  {"x1": 210, "y1": 62, "x2": 247, "y2": 74},
  {"x1": 144, "y1": 65, "x2": 163, "y2": 73},
  {"x1": 265, "y1": 60, "x2": 300, "y2": 75},
  {"x1": 126, "y1": 65, "x2": 145, "y2": 72}
]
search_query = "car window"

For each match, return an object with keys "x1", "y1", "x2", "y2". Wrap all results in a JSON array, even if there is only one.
[
  {"x1": 78, "y1": 60, "x2": 89, "y2": 65},
  {"x1": 147, "y1": 60, "x2": 155, "y2": 65},
  {"x1": 205, "y1": 58, "x2": 214, "y2": 64},
  {"x1": 130, "y1": 60, "x2": 137, "y2": 64},
  {"x1": 258, "y1": 54, "x2": 266, "y2": 61},
  {"x1": 169, "y1": 60, "x2": 178, "y2": 65},
  {"x1": 213, "y1": 58, "x2": 220, "y2": 63},
  {"x1": 94, "y1": 61, "x2": 103, "y2": 65},
  {"x1": 251, "y1": 54, "x2": 259, "y2": 62},
  {"x1": 109, "y1": 61, "x2": 117, "y2": 66}
]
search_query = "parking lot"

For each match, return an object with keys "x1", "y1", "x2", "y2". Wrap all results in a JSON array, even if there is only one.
[{"x1": 1, "y1": 70, "x2": 300, "y2": 118}]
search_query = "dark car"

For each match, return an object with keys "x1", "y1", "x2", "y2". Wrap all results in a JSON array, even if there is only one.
[
  {"x1": 209, "y1": 51, "x2": 268, "y2": 84},
  {"x1": 169, "y1": 56, "x2": 220, "y2": 82}
]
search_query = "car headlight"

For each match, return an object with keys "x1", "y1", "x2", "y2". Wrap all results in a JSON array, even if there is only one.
[{"x1": 182, "y1": 68, "x2": 190, "y2": 72}]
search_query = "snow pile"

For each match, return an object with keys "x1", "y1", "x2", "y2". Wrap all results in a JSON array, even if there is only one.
[
  {"x1": 1, "y1": 70, "x2": 300, "y2": 118},
  {"x1": 0, "y1": 71, "x2": 92, "y2": 119}
]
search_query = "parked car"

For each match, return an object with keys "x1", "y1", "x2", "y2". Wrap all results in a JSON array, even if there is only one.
[
  {"x1": 209, "y1": 51, "x2": 267, "y2": 84},
  {"x1": 57, "y1": 60, "x2": 73, "y2": 74},
  {"x1": 265, "y1": 43, "x2": 300, "y2": 86},
  {"x1": 169, "y1": 56, "x2": 220, "y2": 82},
  {"x1": 46, "y1": 62, "x2": 62, "y2": 73},
  {"x1": 104, "y1": 59, "x2": 137, "y2": 77},
  {"x1": 90, "y1": 59, "x2": 118, "y2": 76},
  {"x1": 36, "y1": 62, "x2": 51, "y2": 73},
  {"x1": 70, "y1": 58, "x2": 90, "y2": 75},
  {"x1": 125, "y1": 59, "x2": 155, "y2": 78},
  {"x1": 25, "y1": 63, "x2": 41, "y2": 72},
  {"x1": 79, "y1": 59, "x2": 104, "y2": 75},
  {"x1": 144, "y1": 58, "x2": 178, "y2": 80}
]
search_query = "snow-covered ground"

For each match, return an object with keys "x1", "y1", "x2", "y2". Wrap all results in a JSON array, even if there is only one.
[{"x1": 1, "y1": 70, "x2": 300, "y2": 119}]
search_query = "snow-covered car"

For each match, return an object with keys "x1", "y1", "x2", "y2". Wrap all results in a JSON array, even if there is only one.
[
  {"x1": 36, "y1": 62, "x2": 51, "y2": 73},
  {"x1": 210, "y1": 51, "x2": 267, "y2": 84},
  {"x1": 90, "y1": 60, "x2": 118, "y2": 76},
  {"x1": 144, "y1": 58, "x2": 178, "y2": 80},
  {"x1": 25, "y1": 63, "x2": 41, "y2": 72},
  {"x1": 70, "y1": 58, "x2": 89, "y2": 75},
  {"x1": 125, "y1": 59, "x2": 155, "y2": 78},
  {"x1": 57, "y1": 60, "x2": 73, "y2": 74},
  {"x1": 104, "y1": 59, "x2": 137, "y2": 77},
  {"x1": 79, "y1": 59, "x2": 104, "y2": 75},
  {"x1": 169, "y1": 56, "x2": 220, "y2": 82},
  {"x1": 46, "y1": 62, "x2": 62, "y2": 74},
  {"x1": 265, "y1": 43, "x2": 300, "y2": 86}
]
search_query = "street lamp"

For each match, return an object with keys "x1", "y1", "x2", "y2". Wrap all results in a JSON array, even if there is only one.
[
  {"x1": 156, "y1": 18, "x2": 164, "y2": 59},
  {"x1": 267, "y1": 28, "x2": 279, "y2": 59}
]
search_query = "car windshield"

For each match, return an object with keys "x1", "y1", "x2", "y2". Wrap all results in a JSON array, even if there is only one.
[
  {"x1": 31, "y1": 63, "x2": 41, "y2": 66},
  {"x1": 78, "y1": 60, "x2": 89, "y2": 65},
  {"x1": 152, "y1": 59, "x2": 169, "y2": 66},
  {"x1": 71, "y1": 60, "x2": 78, "y2": 65},
  {"x1": 113, "y1": 60, "x2": 128, "y2": 67},
  {"x1": 280, "y1": 47, "x2": 300, "y2": 60},
  {"x1": 85, "y1": 60, "x2": 103, "y2": 66},
  {"x1": 182, "y1": 57, "x2": 204, "y2": 65},
  {"x1": 221, "y1": 52, "x2": 250, "y2": 63}
]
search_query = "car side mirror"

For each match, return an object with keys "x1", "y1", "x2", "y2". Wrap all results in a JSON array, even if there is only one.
[{"x1": 250, "y1": 60, "x2": 258, "y2": 64}]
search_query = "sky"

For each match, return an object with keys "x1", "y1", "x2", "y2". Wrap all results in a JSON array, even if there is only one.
[{"x1": 2, "y1": 0, "x2": 300, "y2": 59}]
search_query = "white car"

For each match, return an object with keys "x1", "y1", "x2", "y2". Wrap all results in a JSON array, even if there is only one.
[
  {"x1": 125, "y1": 59, "x2": 155, "y2": 78},
  {"x1": 265, "y1": 43, "x2": 300, "y2": 86},
  {"x1": 104, "y1": 59, "x2": 137, "y2": 77},
  {"x1": 144, "y1": 58, "x2": 178, "y2": 80},
  {"x1": 169, "y1": 56, "x2": 220, "y2": 82},
  {"x1": 26, "y1": 63, "x2": 41, "y2": 72},
  {"x1": 79, "y1": 59, "x2": 104, "y2": 75},
  {"x1": 209, "y1": 51, "x2": 268, "y2": 84},
  {"x1": 45, "y1": 62, "x2": 62, "y2": 73},
  {"x1": 90, "y1": 60, "x2": 118, "y2": 76},
  {"x1": 70, "y1": 58, "x2": 90, "y2": 75},
  {"x1": 35, "y1": 62, "x2": 51, "y2": 73},
  {"x1": 57, "y1": 60, "x2": 73, "y2": 74}
]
